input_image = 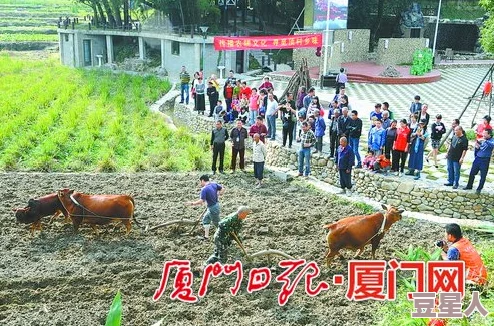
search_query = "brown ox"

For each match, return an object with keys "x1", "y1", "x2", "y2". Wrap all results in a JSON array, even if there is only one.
[
  {"x1": 323, "y1": 204, "x2": 404, "y2": 266},
  {"x1": 13, "y1": 193, "x2": 69, "y2": 235},
  {"x1": 57, "y1": 189, "x2": 137, "y2": 234}
]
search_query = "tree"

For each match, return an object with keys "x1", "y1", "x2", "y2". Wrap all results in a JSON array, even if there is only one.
[
  {"x1": 480, "y1": 0, "x2": 494, "y2": 53},
  {"x1": 134, "y1": 0, "x2": 219, "y2": 27},
  {"x1": 77, "y1": 0, "x2": 132, "y2": 27}
]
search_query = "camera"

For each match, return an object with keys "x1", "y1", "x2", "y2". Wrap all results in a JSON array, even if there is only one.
[{"x1": 435, "y1": 240, "x2": 446, "y2": 248}]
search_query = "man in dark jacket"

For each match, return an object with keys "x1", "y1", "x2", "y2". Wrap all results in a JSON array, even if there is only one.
[
  {"x1": 347, "y1": 110, "x2": 363, "y2": 168},
  {"x1": 338, "y1": 107, "x2": 351, "y2": 139},
  {"x1": 427, "y1": 114, "x2": 446, "y2": 168},
  {"x1": 211, "y1": 120, "x2": 229, "y2": 174},
  {"x1": 207, "y1": 81, "x2": 219, "y2": 117},
  {"x1": 328, "y1": 109, "x2": 340, "y2": 159},
  {"x1": 444, "y1": 126, "x2": 468, "y2": 189},
  {"x1": 229, "y1": 119, "x2": 248, "y2": 173},
  {"x1": 337, "y1": 137, "x2": 355, "y2": 195}
]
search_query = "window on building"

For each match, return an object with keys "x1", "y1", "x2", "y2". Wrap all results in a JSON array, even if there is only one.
[{"x1": 171, "y1": 41, "x2": 180, "y2": 55}]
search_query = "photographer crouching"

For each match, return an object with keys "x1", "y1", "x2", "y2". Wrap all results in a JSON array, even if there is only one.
[{"x1": 437, "y1": 223, "x2": 488, "y2": 286}]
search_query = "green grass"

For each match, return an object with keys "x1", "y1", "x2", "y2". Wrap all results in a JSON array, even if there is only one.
[
  {"x1": 0, "y1": 33, "x2": 58, "y2": 42},
  {"x1": 0, "y1": 0, "x2": 89, "y2": 42},
  {"x1": 0, "y1": 55, "x2": 211, "y2": 172}
]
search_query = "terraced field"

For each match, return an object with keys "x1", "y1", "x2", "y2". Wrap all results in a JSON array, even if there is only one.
[{"x1": 0, "y1": 0, "x2": 88, "y2": 42}]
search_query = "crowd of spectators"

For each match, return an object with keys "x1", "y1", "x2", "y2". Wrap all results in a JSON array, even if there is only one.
[{"x1": 181, "y1": 66, "x2": 494, "y2": 194}]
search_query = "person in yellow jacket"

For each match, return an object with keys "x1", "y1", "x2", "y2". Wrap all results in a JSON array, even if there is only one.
[{"x1": 440, "y1": 223, "x2": 488, "y2": 286}]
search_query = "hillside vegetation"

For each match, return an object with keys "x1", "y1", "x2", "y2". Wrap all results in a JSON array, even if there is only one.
[
  {"x1": 0, "y1": 0, "x2": 88, "y2": 42},
  {"x1": 0, "y1": 55, "x2": 210, "y2": 172}
]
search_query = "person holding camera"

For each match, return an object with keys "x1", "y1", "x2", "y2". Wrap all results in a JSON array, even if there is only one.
[
  {"x1": 464, "y1": 129, "x2": 494, "y2": 194},
  {"x1": 438, "y1": 223, "x2": 487, "y2": 286}
]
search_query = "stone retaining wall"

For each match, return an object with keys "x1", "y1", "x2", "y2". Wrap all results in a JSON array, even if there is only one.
[
  {"x1": 265, "y1": 142, "x2": 494, "y2": 222},
  {"x1": 162, "y1": 100, "x2": 215, "y2": 134},
  {"x1": 162, "y1": 99, "x2": 253, "y2": 148},
  {"x1": 165, "y1": 100, "x2": 493, "y2": 222}
]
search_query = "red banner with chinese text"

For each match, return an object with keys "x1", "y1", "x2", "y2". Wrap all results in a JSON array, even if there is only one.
[{"x1": 213, "y1": 34, "x2": 323, "y2": 51}]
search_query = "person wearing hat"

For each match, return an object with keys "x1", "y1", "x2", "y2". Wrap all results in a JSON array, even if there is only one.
[
  {"x1": 426, "y1": 114, "x2": 446, "y2": 168},
  {"x1": 406, "y1": 119, "x2": 429, "y2": 180},
  {"x1": 205, "y1": 206, "x2": 252, "y2": 265}
]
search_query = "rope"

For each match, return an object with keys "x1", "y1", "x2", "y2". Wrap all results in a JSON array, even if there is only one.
[
  {"x1": 362, "y1": 212, "x2": 389, "y2": 246},
  {"x1": 57, "y1": 192, "x2": 132, "y2": 220}
]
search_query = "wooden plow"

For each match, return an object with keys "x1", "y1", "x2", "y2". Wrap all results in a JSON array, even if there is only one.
[
  {"x1": 145, "y1": 207, "x2": 207, "y2": 234},
  {"x1": 230, "y1": 231, "x2": 295, "y2": 262}
]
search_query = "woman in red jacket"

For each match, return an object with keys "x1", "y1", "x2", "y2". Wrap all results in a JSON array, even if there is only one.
[{"x1": 392, "y1": 119, "x2": 411, "y2": 176}]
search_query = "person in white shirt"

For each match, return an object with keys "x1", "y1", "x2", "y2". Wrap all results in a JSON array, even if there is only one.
[
  {"x1": 335, "y1": 68, "x2": 348, "y2": 94},
  {"x1": 265, "y1": 93, "x2": 279, "y2": 140},
  {"x1": 252, "y1": 133, "x2": 267, "y2": 188}
]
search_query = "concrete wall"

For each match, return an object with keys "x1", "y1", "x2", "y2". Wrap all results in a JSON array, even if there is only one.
[
  {"x1": 60, "y1": 32, "x2": 75, "y2": 66},
  {"x1": 293, "y1": 29, "x2": 370, "y2": 73},
  {"x1": 376, "y1": 38, "x2": 430, "y2": 66},
  {"x1": 84, "y1": 35, "x2": 106, "y2": 66},
  {"x1": 334, "y1": 29, "x2": 369, "y2": 62},
  {"x1": 292, "y1": 35, "x2": 324, "y2": 73},
  {"x1": 58, "y1": 30, "x2": 236, "y2": 79}
]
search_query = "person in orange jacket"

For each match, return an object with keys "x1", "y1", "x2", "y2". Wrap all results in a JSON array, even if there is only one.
[{"x1": 440, "y1": 223, "x2": 488, "y2": 286}]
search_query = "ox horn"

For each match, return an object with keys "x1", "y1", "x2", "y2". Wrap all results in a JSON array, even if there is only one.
[{"x1": 12, "y1": 207, "x2": 28, "y2": 212}]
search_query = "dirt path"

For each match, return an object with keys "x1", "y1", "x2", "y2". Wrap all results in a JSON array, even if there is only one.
[{"x1": 0, "y1": 172, "x2": 448, "y2": 325}]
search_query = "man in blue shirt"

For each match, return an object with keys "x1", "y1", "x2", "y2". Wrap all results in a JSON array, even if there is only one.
[
  {"x1": 409, "y1": 95, "x2": 422, "y2": 114},
  {"x1": 314, "y1": 110, "x2": 326, "y2": 153},
  {"x1": 368, "y1": 119, "x2": 386, "y2": 156},
  {"x1": 185, "y1": 174, "x2": 225, "y2": 240},
  {"x1": 464, "y1": 129, "x2": 494, "y2": 194},
  {"x1": 337, "y1": 137, "x2": 355, "y2": 195}
]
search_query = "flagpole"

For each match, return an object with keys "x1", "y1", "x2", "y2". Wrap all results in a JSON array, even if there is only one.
[{"x1": 322, "y1": 0, "x2": 331, "y2": 76}]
